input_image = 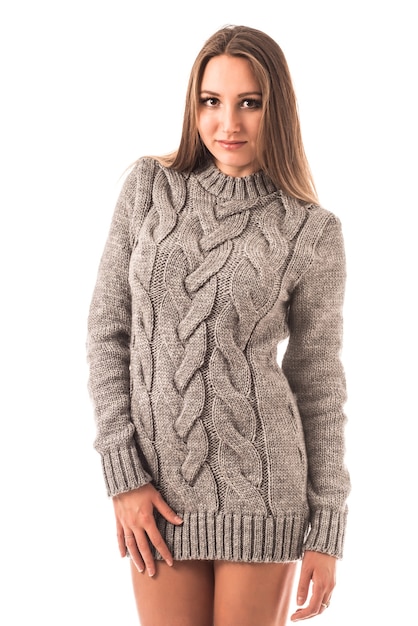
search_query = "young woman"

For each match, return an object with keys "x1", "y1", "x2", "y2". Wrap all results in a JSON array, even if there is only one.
[{"x1": 87, "y1": 24, "x2": 350, "y2": 625}]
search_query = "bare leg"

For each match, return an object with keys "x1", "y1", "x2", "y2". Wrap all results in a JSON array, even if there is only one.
[
  {"x1": 130, "y1": 559, "x2": 214, "y2": 626},
  {"x1": 213, "y1": 561, "x2": 298, "y2": 626}
]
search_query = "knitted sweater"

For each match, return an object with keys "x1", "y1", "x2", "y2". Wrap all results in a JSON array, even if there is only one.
[{"x1": 87, "y1": 157, "x2": 350, "y2": 562}]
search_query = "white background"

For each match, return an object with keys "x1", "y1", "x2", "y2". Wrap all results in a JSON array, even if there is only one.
[{"x1": 1, "y1": 1, "x2": 416, "y2": 624}]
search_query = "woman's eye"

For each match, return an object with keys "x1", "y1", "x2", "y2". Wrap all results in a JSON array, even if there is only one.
[
  {"x1": 200, "y1": 97, "x2": 219, "y2": 107},
  {"x1": 241, "y1": 99, "x2": 262, "y2": 109}
]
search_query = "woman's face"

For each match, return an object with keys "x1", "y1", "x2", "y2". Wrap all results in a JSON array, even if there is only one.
[{"x1": 197, "y1": 54, "x2": 263, "y2": 178}]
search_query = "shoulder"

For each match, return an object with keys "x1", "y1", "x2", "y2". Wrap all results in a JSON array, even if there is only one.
[
  {"x1": 278, "y1": 190, "x2": 342, "y2": 244},
  {"x1": 280, "y1": 190, "x2": 340, "y2": 223},
  {"x1": 130, "y1": 156, "x2": 189, "y2": 184},
  {"x1": 128, "y1": 156, "x2": 188, "y2": 201},
  {"x1": 125, "y1": 156, "x2": 159, "y2": 190},
  {"x1": 122, "y1": 157, "x2": 188, "y2": 235}
]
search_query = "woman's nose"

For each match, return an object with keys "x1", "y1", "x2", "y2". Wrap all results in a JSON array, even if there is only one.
[{"x1": 220, "y1": 106, "x2": 240, "y2": 134}]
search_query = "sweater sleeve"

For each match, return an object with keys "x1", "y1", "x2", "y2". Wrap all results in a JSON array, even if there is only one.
[
  {"x1": 281, "y1": 214, "x2": 351, "y2": 558},
  {"x1": 86, "y1": 159, "x2": 155, "y2": 496}
]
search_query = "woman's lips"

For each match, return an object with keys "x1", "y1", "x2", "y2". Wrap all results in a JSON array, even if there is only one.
[{"x1": 217, "y1": 140, "x2": 246, "y2": 150}]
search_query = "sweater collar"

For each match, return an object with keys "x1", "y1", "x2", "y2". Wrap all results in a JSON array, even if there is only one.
[{"x1": 192, "y1": 162, "x2": 279, "y2": 218}]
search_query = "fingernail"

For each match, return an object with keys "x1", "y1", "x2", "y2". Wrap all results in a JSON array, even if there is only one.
[
  {"x1": 174, "y1": 515, "x2": 183, "y2": 523},
  {"x1": 167, "y1": 559, "x2": 173, "y2": 567}
]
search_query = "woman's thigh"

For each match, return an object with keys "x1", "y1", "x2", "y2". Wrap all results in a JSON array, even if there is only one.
[
  {"x1": 130, "y1": 559, "x2": 214, "y2": 626},
  {"x1": 213, "y1": 561, "x2": 298, "y2": 626}
]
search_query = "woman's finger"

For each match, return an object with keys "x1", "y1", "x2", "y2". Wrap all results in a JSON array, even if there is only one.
[
  {"x1": 116, "y1": 518, "x2": 127, "y2": 557},
  {"x1": 132, "y1": 528, "x2": 160, "y2": 577},
  {"x1": 139, "y1": 509, "x2": 175, "y2": 569},
  {"x1": 152, "y1": 490, "x2": 183, "y2": 526},
  {"x1": 144, "y1": 522, "x2": 174, "y2": 567},
  {"x1": 290, "y1": 551, "x2": 336, "y2": 621},
  {"x1": 113, "y1": 484, "x2": 183, "y2": 573},
  {"x1": 124, "y1": 532, "x2": 145, "y2": 574}
]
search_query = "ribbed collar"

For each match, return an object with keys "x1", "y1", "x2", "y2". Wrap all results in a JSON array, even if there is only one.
[
  {"x1": 194, "y1": 161, "x2": 277, "y2": 200},
  {"x1": 192, "y1": 162, "x2": 280, "y2": 218}
]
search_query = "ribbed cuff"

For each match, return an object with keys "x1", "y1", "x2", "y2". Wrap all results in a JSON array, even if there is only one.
[
  {"x1": 303, "y1": 507, "x2": 348, "y2": 558},
  {"x1": 101, "y1": 446, "x2": 152, "y2": 497},
  {"x1": 152, "y1": 511, "x2": 309, "y2": 563}
]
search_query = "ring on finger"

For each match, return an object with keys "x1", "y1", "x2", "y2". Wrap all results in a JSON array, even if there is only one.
[{"x1": 321, "y1": 601, "x2": 330, "y2": 609}]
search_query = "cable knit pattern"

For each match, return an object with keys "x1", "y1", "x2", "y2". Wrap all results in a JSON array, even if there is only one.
[
  {"x1": 210, "y1": 197, "x2": 289, "y2": 515},
  {"x1": 87, "y1": 157, "x2": 350, "y2": 562}
]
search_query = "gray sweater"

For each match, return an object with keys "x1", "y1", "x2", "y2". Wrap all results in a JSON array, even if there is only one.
[{"x1": 87, "y1": 157, "x2": 350, "y2": 562}]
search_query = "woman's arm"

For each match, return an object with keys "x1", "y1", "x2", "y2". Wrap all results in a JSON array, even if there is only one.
[
  {"x1": 86, "y1": 159, "x2": 155, "y2": 496},
  {"x1": 282, "y1": 214, "x2": 351, "y2": 558}
]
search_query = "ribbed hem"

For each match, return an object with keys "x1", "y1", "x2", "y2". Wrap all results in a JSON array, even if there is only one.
[
  {"x1": 303, "y1": 507, "x2": 348, "y2": 559},
  {"x1": 152, "y1": 511, "x2": 309, "y2": 563},
  {"x1": 101, "y1": 446, "x2": 152, "y2": 497}
]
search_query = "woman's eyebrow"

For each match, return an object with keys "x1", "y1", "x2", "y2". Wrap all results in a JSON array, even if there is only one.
[
  {"x1": 238, "y1": 91, "x2": 262, "y2": 97},
  {"x1": 199, "y1": 90, "x2": 262, "y2": 97}
]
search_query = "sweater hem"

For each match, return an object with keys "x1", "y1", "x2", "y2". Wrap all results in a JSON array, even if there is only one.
[{"x1": 152, "y1": 510, "x2": 309, "y2": 563}]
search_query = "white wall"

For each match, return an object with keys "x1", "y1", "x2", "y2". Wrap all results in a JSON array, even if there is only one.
[{"x1": 1, "y1": 1, "x2": 416, "y2": 624}]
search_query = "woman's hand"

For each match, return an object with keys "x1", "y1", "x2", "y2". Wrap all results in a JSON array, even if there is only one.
[
  {"x1": 290, "y1": 551, "x2": 337, "y2": 621},
  {"x1": 112, "y1": 483, "x2": 183, "y2": 577}
]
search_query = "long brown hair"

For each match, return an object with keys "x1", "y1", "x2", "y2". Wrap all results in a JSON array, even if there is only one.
[{"x1": 159, "y1": 25, "x2": 318, "y2": 204}]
